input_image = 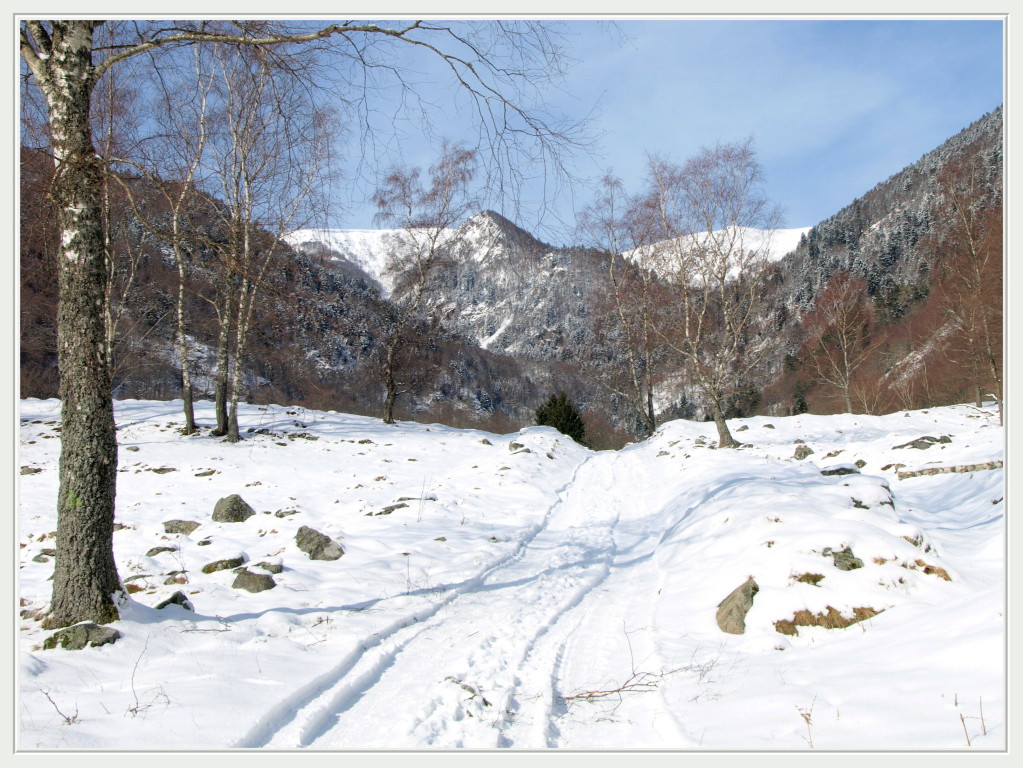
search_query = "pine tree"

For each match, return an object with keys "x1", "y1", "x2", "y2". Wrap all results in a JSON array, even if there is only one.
[{"x1": 535, "y1": 392, "x2": 586, "y2": 444}]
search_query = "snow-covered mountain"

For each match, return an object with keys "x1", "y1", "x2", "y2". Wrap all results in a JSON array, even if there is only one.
[
  {"x1": 625, "y1": 225, "x2": 812, "y2": 277},
  {"x1": 18, "y1": 397, "x2": 1005, "y2": 749},
  {"x1": 283, "y1": 228, "x2": 410, "y2": 296}
]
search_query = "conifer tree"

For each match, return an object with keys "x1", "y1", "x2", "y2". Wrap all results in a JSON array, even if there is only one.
[{"x1": 535, "y1": 392, "x2": 586, "y2": 444}]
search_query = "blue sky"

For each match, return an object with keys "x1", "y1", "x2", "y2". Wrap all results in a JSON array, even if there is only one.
[{"x1": 333, "y1": 18, "x2": 1004, "y2": 243}]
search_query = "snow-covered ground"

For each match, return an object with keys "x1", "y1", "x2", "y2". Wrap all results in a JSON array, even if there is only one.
[{"x1": 17, "y1": 398, "x2": 1004, "y2": 750}]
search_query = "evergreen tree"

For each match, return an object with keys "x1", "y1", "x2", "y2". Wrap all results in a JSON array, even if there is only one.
[{"x1": 535, "y1": 391, "x2": 586, "y2": 444}]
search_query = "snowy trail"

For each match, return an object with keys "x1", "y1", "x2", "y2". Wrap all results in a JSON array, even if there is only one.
[{"x1": 238, "y1": 449, "x2": 656, "y2": 749}]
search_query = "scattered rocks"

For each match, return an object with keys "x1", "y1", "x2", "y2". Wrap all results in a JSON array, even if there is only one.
[
  {"x1": 479, "y1": 438, "x2": 492, "y2": 445},
  {"x1": 201, "y1": 556, "x2": 246, "y2": 574},
  {"x1": 148, "y1": 467, "x2": 177, "y2": 474},
  {"x1": 232, "y1": 568, "x2": 277, "y2": 593},
  {"x1": 255, "y1": 561, "x2": 284, "y2": 574},
  {"x1": 20, "y1": 466, "x2": 42, "y2": 475},
  {"x1": 124, "y1": 445, "x2": 140, "y2": 452},
  {"x1": 793, "y1": 444, "x2": 815, "y2": 461},
  {"x1": 213, "y1": 494, "x2": 256, "y2": 523},
  {"x1": 155, "y1": 591, "x2": 194, "y2": 611},
  {"x1": 43, "y1": 622, "x2": 122, "y2": 651},
  {"x1": 295, "y1": 525, "x2": 344, "y2": 561},
  {"x1": 163, "y1": 520, "x2": 201, "y2": 536},
  {"x1": 715, "y1": 576, "x2": 759, "y2": 635},
  {"x1": 508, "y1": 441, "x2": 532, "y2": 454},
  {"x1": 763, "y1": 424, "x2": 775, "y2": 429},
  {"x1": 194, "y1": 469, "x2": 217, "y2": 477}
]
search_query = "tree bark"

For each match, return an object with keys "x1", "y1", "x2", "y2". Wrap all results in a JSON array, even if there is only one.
[
  {"x1": 710, "y1": 398, "x2": 737, "y2": 449},
  {"x1": 212, "y1": 284, "x2": 233, "y2": 436},
  {"x1": 383, "y1": 341, "x2": 399, "y2": 424},
  {"x1": 23, "y1": 21, "x2": 122, "y2": 627}
]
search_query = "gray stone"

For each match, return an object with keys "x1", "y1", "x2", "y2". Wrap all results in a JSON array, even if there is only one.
[
  {"x1": 155, "y1": 591, "x2": 194, "y2": 611},
  {"x1": 793, "y1": 444, "x2": 815, "y2": 460},
  {"x1": 213, "y1": 494, "x2": 256, "y2": 523},
  {"x1": 232, "y1": 569, "x2": 277, "y2": 593},
  {"x1": 715, "y1": 576, "x2": 759, "y2": 634},
  {"x1": 255, "y1": 561, "x2": 284, "y2": 574},
  {"x1": 295, "y1": 525, "x2": 345, "y2": 561},
  {"x1": 821, "y1": 465, "x2": 860, "y2": 476},
  {"x1": 163, "y1": 520, "x2": 201, "y2": 535},
  {"x1": 145, "y1": 546, "x2": 178, "y2": 558},
  {"x1": 201, "y1": 556, "x2": 246, "y2": 574},
  {"x1": 43, "y1": 622, "x2": 122, "y2": 651},
  {"x1": 893, "y1": 435, "x2": 952, "y2": 450},
  {"x1": 825, "y1": 546, "x2": 864, "y2": 571}
]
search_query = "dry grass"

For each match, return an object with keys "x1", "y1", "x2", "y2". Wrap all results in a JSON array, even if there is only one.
[
  {"x1": 775, "y1": 605, "x2": 883, "y2": 636},
  {"x1": 794, "y1": 572, "x2": 825, "y2": 586}
]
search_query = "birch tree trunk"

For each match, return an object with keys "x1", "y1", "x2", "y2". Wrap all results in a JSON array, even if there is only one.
[{"x1": 22, "y1": 21, "x2": 122, "y2": 627}]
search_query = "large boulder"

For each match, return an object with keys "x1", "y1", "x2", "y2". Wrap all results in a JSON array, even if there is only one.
[
  {"x1": 295, "y1": 526, "x2": 345, "y2": 561},
  {"x1": 43, "y1": 623, "x2": 121, "y2": 651},
  {"x1": 715, "y1": 576, "x2": 759, "y2": 635},
  {"x1": 232, "y1": 568, "x2": 277, "y2": 593},
  {"x1": 212, "y1": 494, "x2": 256, "y2": 523}
]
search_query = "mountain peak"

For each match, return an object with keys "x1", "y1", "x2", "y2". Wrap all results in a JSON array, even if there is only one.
[{"x1": 459, "y1": 210, "x2": 550, "y2": 251}]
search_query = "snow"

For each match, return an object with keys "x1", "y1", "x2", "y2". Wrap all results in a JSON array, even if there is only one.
[
  {"x1": 284, "y1": 228, "x2": 456, "y2": 298},
  {"x1": 17, "y1": 398, "x2": 1005, "y2": 750},
  {"x1": 626, "y1": 225, "x2": 812, "y2": 278}
]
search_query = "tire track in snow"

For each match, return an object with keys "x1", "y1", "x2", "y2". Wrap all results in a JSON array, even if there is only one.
[
  {"x1": 233, "y1": 447, "x2": 594, "y2": 749},
  {"x1": 239, "y1": 450, "x2": 622, "y2": 748}
]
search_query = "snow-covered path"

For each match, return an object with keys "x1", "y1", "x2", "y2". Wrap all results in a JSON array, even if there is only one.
[{"x1": 239, "y1": 449, "x2": 642, "y2": 748}]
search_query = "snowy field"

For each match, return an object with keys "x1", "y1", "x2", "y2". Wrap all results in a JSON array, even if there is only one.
[{"x1": 17, "y1": 398, "x2": 1005, "y2": 750}]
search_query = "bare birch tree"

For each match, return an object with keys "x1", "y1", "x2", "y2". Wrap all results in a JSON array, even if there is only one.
[
  {"x1": 643, "y1": 140, "x2": 780, "y2": 448},
  {"x1": 20, "y1": 19, "x2": 584, "y2": 628},
  {"x1": 373, "y1": 144, "x2": 478, "y2": 423},
  {"x1": 578, "y1": 173, "x2": 663, "y2": 436},
  {"x1": 801, "y1": 271, "x2": 889, "y2": 414}
]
